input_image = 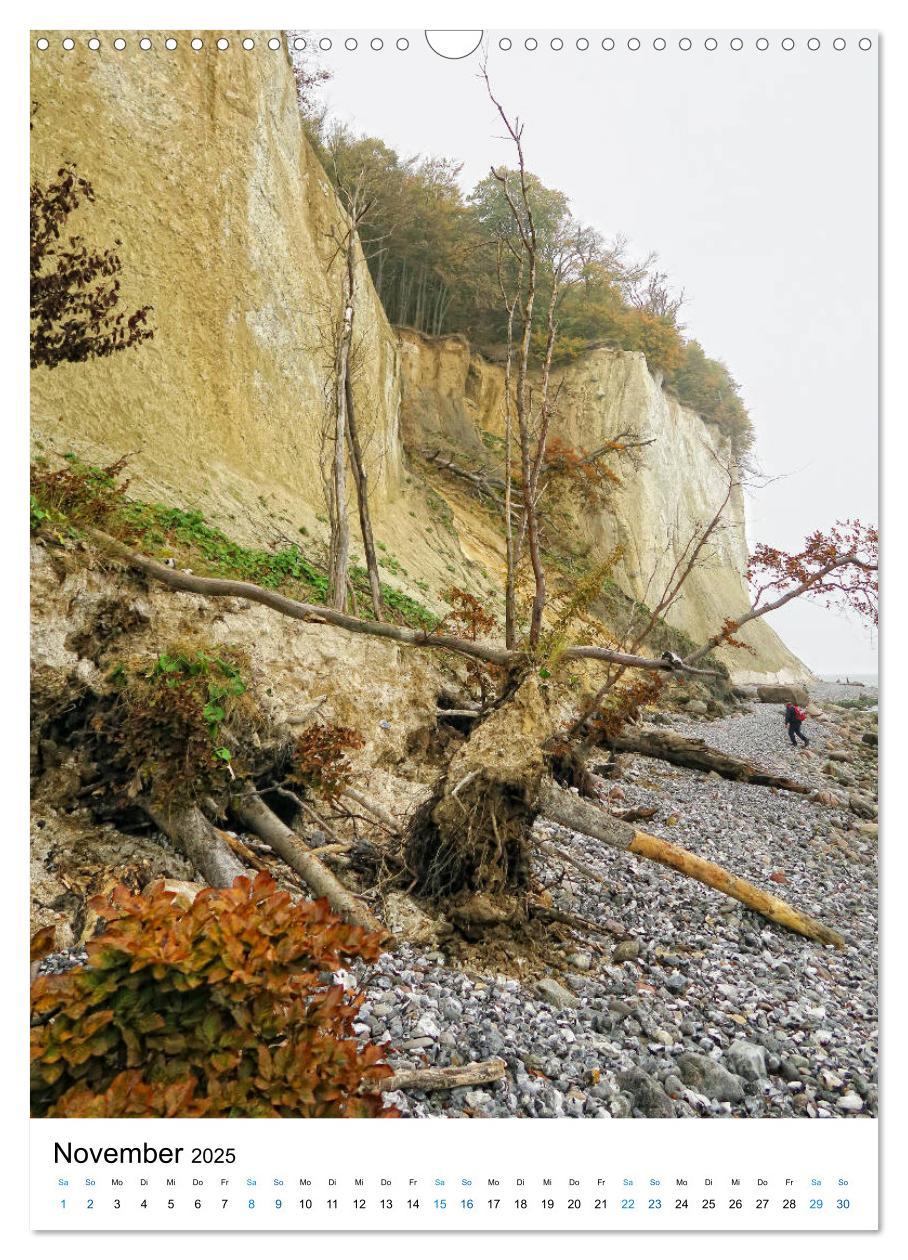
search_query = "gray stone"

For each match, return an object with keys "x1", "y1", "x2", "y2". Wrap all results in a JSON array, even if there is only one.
[
  {"x1": 665, "y1": 972, "x2": 687, "y2": 994},
  {"x1": 616, "y1": 1068, "x2": 677, "y2": 1118},
  {"x1": 612, "y1": 940, "x2": 642, "y2": 963},
  {"x1": 535, "y1": 978, "x2": 580, "y2": 1010},
  {"x1": 568, "y1": 952, "x2": 592, "y2": 970},
  {"x1": 849, "y1": 793, "x2": 878, "y2": 820},
  {"x1": 608, "y1": 1000, "x2": 635, "y2": 1019},
  {"x1": 724, "y1": 1040, "x2": 768, "y2": 1082},
  {"x1": 677, "y1": 1052, "x2": 746, "y2": 1102},
  {"x1": 836, "y1": 1093, "x2": 864, "y2": 1113},
  {"x1": 757, "y1": 684, "x2": 809, "y2": 706}
]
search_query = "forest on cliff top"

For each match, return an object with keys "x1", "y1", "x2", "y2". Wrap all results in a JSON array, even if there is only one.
[{"x1": 296, "y1": 53, "x2": 753, "y2": 450}]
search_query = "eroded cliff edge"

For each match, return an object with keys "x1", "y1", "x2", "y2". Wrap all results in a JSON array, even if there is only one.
[
  {"x1": 30, "y1": 33, "x2": 808, "y2": 684},
  {"x1": 398, "y1": 331, "x2": 809, "y2": 684}
]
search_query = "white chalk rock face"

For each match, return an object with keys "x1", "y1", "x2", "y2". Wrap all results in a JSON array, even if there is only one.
[
  {"x1": 398, "y1": 332, "x2": 809, "y2": 684},
  {"x1": 30, "y1": 32, "x2": 402, "y2": 532}
]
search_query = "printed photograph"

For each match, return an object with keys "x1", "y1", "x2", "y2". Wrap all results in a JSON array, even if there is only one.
[{"x1": 30, "y1": 29, "x2": 877, "y2": 1120}]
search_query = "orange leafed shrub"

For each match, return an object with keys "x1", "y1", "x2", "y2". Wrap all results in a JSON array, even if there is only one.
[
  {"x1": 438, "y1": 586, "x2": 497, "y2": 641},
  {"x1": 292, "y1": 722, "x2": 366, "y2": 801},
  {"x1": 31, "y1": 874, "x2": 397, "y2": 1119},
  {"x1": 544, "y1": 437, "x2": 622, "y2": 510}
]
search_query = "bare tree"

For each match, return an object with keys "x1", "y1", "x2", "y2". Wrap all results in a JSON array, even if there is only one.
[
  {"x1": 322, "y1": 159, "x2": 385, "y2": 618},
  {"x1": 481, "y1": 68, "x2": 589, "y2": 650}
]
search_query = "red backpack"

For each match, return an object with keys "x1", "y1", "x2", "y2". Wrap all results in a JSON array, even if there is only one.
[{"x1": 792, "y1": 705, "x2": 807, "y2": 722}]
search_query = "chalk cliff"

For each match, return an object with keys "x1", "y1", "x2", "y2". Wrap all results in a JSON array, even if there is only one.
[
  {"x1": 30, "y1": 32, "x2": 402, "y2": 530},
  {"x1": 30, "y1": 32, "x2": 807, "y2": 683},
  {"x1": 397, "y1": 330, "x2": 809, "y2": 683}
]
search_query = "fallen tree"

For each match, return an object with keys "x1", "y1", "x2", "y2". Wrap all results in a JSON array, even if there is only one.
[
  {"x1": 231, "y1": 792, "x2": 385, "y2": 934},
  {"x1": 540, "y1": 783, "x2": 844, "y2": 947},
  {"x1": 84, "y1": 529, "x2": 722, "y2": 678},
  {"x1": 60, "y1": 529, "x2": 851, "y2": 953},
  {"x1": 609, "y1": 727, "x2": 812, "y2": 793}
]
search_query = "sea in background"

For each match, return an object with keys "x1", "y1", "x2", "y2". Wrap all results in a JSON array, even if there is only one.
[{"x1": 817, "y1": 672, "x2": 879, "y2": 689}]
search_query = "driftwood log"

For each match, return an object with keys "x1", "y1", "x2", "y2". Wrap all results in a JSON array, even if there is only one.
[
  {"x1": 376, "y1": 1058, "x2": 507, "y2": 1094},
  {"x1": 610, "y1": 728, "x2": 811, "y2": 793},
  {"x1": 541, "y1": 783, "x2": 844, "y2": 947},
  {"x1": 231, "y1": 793, "x2": 384, "y2": 934},
  {"x1": 145, "y1": 802, "x2": 247, "y2": 887}
]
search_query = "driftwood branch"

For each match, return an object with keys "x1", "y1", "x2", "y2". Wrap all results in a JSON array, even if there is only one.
[
  {"x1": 610, "y1": 728, "x2": 812, "y2": 793},
  {"x1": 375, "y1": 1057, "x2": 507, "y2": 1094},
  {"x1": 145, "y1": 802, "x2": 247, "y2": 887},
  {"x1": 540, "y1": 783, "x2": 844, "y2": 947},
  {"x1": 341, "y1": 787, "x2": 401, "y2": 835},
  {"x1": 530, "y1": 903, "x2": 627, "y2": 939},
  {"x1": 231, "y1": 793, "x2": 385, "y2": 934}
]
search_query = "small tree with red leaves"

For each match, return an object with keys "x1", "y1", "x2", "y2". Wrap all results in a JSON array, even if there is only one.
[{"x1": 686, "y1": 519, "x2": 878, "y2": 665}]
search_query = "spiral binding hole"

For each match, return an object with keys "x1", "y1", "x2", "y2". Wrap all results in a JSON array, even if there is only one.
[{"x1": 31, "y1": 31, "x2": 876, "y2": 56}]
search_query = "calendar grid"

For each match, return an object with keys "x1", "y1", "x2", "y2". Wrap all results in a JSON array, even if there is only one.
[{"x1": 31, "y1": 1118, "x2": 878, "y2": 1231}]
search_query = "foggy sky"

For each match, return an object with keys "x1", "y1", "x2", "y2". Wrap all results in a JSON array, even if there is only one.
[{"x1": 317, "y1": 30, "x2": 877, "y2": 673}]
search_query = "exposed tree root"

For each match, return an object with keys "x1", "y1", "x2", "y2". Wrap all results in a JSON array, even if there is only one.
[{"x1": 404, "y1": 678, "x2": 549, "y2": 900}]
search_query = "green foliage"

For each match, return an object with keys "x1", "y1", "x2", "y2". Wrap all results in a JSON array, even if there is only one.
[
  {"x1": 30, "y1": 874, "x2": 396, "y2": 1118},
  {"x1": 539, "y1": 549, "x2": 623, "y2": 666},
  {"x1": 30, "y1": 453, "x2": 130, "y2": 534},
  {"x1": 104, "y1": 644, "x2": 255, "y2": 804},
  {"x1": 30, "y1": 457, "x2": 437, "y2": 632},
  {"x1": 120, "y1": 502, "x2": 330, "y2": 598},
  {"x1": 666, "y1": 340, "x2": 753, "y2": 447},
  {"x1": 380, "y1": 584, "x2": 437, "y2": 629}
]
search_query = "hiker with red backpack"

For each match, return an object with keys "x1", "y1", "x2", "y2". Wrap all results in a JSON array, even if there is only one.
[{"x1": 784, "y1": 702, "x2": 810, "y2": 747}]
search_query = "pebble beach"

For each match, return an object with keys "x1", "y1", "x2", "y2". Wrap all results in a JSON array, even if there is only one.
[{"x1": 356, "y1": 681, "x2": 879, "y2": 1119}]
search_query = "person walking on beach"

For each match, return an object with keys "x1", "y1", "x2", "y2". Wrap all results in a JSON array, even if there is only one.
[{"x1": 784, "y1": 702, "x2": 810, "y2": 747}]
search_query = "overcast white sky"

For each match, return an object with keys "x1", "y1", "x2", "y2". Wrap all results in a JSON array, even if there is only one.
[{"x1": 318, "y1": 30, "x2": 878, "y2": 674}]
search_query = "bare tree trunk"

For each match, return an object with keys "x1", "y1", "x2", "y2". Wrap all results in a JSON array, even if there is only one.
[
  {"x1": 344, "y1": 373, "x2": 384, "y2": 619},
  {"x1": 145, "y1": 802, "x2": 247, "y2": 887},
  {"x1": 540, "y1": 784, "x2": 843, "y2": 947},
  {"x1": 231, "y1": 792, "x2": 385, "y2": 934},
  {"x1": 498, "y1": 246, "x2": 521, "y2": 648},
  {"x1": 525, "y1": 276, "x2": 561, "y2": 646},
  {"x1": 483, "y1": 73, "x2": 546, "y2": 649},
  {"x1": 327, "y1": 296, "x2": 352, "y2": 610}
]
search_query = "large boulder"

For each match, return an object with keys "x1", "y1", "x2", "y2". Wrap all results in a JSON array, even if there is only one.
[
  {"x1": 757, "y1": 684, "x2": 809, "y2": 706},
  {"x1": 677, "y1": 1052, "x2": 745, "y2": 1102}
]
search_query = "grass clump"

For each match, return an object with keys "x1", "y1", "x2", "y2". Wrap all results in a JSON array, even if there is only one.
[{"x1": 30, "y1": 454, "x2": 438, "y2": 631}]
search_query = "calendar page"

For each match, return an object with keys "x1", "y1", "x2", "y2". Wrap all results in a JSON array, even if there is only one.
[{"x1": 26, "y1": 12, "x2": 879, "y2": 1238}]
